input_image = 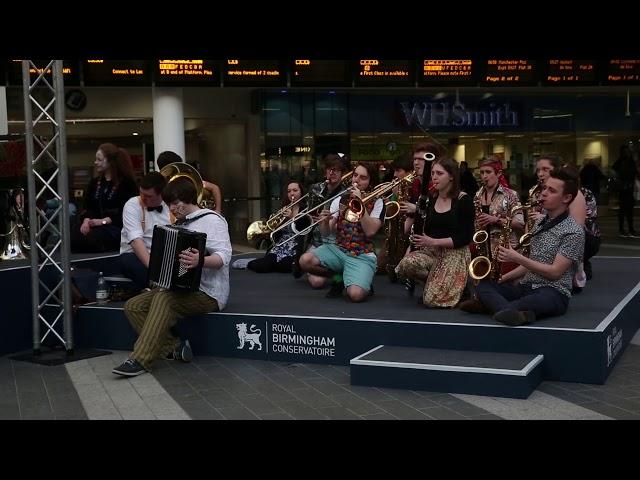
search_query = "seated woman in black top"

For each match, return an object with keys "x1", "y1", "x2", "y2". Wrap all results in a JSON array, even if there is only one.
[
  {"x1": 248, "y1": 181, "x2": 307, "y2": 273},
  {"x1": 396, "y1": 157, "x2": 474, "y2": 307},
  {"x1": 71, "y1": 143, "x2": 138, "y2": 253}
]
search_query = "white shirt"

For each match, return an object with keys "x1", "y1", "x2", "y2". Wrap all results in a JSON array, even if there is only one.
[
  {"x1": 120, "y1": 196, "x2": 171, "y2": 254},
  {"x1": 182, "y1": 208, "x2": 232, "y2": 310}
]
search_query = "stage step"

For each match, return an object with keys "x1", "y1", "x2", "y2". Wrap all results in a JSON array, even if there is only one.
[{"x1": 350, "y1": 345, "x2": 544, "y2": 399}]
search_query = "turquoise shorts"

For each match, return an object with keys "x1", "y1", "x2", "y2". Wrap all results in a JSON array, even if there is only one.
[{"x1": 313, "y1": 243, "x2": 377, "y2": 291}]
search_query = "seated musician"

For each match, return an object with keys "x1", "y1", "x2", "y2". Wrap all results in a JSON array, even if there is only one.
[
  {"x1": 463, "y1": 156, "x2": 523, "y2": 294},
  {"x1": 247, "y1": 181, "x2": 307, "y2": 273},
  {"x1": 118, "y1": 172, "x2": 170, "y2": 291},
  {"x1": 113, "y1": 177, "x2": 232, "y2": 377},
  {"x1": 294, "y1": 153, "x2": 351, "y2": 286},
  {"x1": 298, "y1": 163, "x2": 385, "y2": 302},
  {"x1": 395, "y1": 157, "x2": 474, "y2": 308},
  {"x1": 376, "y1": 152, "x2": 414, "y2": 279},
  {"x1": 468, "y1": 167, "x2": 585, "y2": 326},
  {"x1": 156, "y1": 150, "x2": 223, "y2": 215},
  {"x1": 398, "y1": 142, "x2": 447, "y2": 219},
  {"x1": 531, "y1": 155, "x2": 592, "y2": 291}
]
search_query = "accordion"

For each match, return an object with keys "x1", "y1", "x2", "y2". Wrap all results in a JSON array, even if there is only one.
[{"x1": 148, "y1": 225, "x2": 207, "y2": 291}]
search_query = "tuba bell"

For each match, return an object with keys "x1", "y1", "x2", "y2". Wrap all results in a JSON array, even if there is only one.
[
  {"x1": 159, "y1": 162, "x2": 210, "y2": 209},
  {"x1": 1, "y1": 189, "x2": 30, "y2": 261}
]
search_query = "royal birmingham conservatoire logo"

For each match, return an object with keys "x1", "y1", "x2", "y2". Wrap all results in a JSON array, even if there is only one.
[
  {"x1": 606, "y1": 326, "x2": 623, "y2": 367},
  {"x1": 236, "y1": 323, "x2": 263, "y2": 351}
]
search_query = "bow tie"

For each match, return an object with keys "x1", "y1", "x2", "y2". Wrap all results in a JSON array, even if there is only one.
[{"x1": 146, "y1": 205, "x2": 163, "y2": 213}]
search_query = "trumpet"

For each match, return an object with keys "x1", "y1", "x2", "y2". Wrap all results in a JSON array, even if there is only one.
[{"x1": 343, "y1": 172, "x2": 416, "y2": 223}]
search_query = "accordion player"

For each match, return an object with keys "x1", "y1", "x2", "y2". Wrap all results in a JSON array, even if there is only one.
[{"x1": 148, "y1": 224, "x2": 207, "y2": 291}]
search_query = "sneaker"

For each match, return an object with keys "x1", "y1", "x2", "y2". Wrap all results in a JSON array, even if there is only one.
[
  {"x1": 325, "y1": 281, "x2": 345, "y2": 298},
  {"x1": 619, "y1": 231, "x2": 630, "y2": 238},
  {"x1": 459, "y1": 298, "x2": 490, "y2": 314},
  {"x1": 629, "y1": 231, "x2": 640, "y2": 239},
  {"x1": 492, "y1": 309, "x2": 536, "y2": 326},
  {"x1": 169, "y1": 339, "x2": 193, "y2": 362},
  {"x1": 112, "y1": 358, "x2": 147, "y2": 377}
]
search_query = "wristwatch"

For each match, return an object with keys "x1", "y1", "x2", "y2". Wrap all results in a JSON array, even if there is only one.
[{"x1": 102, "y1": 220, "x2": 107, "y2": 225}]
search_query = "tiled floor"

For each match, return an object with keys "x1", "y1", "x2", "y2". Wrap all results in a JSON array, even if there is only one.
[{"x1": 3, "y1": 333, "x2": 640, "y2": 420}]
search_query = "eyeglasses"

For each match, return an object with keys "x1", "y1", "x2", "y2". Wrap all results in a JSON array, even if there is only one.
[{"x1": 327, "y1": 168, "x2": 342, "y2": 174}]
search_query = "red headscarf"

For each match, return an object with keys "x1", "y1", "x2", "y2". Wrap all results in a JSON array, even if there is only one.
[{"x1": 486, "y1": 160, "x2": 510, "y2": 189}]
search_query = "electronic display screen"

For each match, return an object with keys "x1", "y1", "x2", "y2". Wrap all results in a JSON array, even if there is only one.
[
  {"x1": 605, "y1": 59, "x2": 640, "y2": 84},
  {"x1": 543, "y1": 59, "x2": 598, "y2": 85},
  {"x1": 6, "y1": 59, "x2": 80, "y2": 86},
  {"x1": 482, "y1": 59, "x2": 537, "y2": 85},
  {"x1": 223, "y1": 59, "x2": 284, "y2": 86},
  {"x1": 420, "y1": 59, "x2": 475, "y2": 85},
  {"x1": 290, "y1": 59, "x2": 351, "y2": 86},
  {"x1": 83, "y1": 59, "x2": 151, "y2": 86},
  {"x1": 355, "y1": 59, "x2": 414, "y2": 86},
  {"x1": 154, "y1": 59, "x2": 219, "y2": 86}
]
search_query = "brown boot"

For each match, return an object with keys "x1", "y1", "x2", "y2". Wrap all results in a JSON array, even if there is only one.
[{"x1": 459, "y1": 298, "x2": 489, "y2": 314}]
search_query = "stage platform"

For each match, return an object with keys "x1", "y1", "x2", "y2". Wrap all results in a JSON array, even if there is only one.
[{"x1": 71, "y1": 255, "x2": 640, "y2": 391}]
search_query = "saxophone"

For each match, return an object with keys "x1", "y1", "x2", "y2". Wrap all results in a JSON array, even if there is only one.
[
  {"x1": 471, "y1": 187, "x2": 490, "y2": 259},
  {"x1": 520, "y1": 183, "x2": 543, "y2": 257},
  {"x1": 385, "y1": 171, "x2": 413, "y2": 279},
  {"x1": 469, "y1": 204, "x2": 522, "y2": 282}
]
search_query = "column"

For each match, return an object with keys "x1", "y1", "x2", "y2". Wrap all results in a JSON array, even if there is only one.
[{"x1": 152, "y1": 87, "x2": 185, "y2": 168}]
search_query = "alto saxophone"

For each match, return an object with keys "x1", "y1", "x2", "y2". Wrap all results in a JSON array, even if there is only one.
[
  {"x1": 385, "y1": 171, "x2": 413, "y2": 279},
  {"x1": 471, "y1": 187, "x2": 490, "y2": 259}
]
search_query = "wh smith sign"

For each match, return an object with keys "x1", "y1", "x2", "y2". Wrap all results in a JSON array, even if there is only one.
[{"x1": 400, "y1": 101, "x2": 520, "y2": 129}]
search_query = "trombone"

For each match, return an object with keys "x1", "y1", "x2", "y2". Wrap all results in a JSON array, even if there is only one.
[
  {"x1": 271, "y1": 185, "x2": 354, "y2": 248},
  {"x1": 268, "y1": 170, "x2": 354, "y2": 241}
]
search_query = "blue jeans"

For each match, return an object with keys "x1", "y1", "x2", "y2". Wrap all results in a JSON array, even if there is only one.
[
  {"x1": 119, "y1": 253, "x2": 148, "y2": 291},
  {"x1": 476, "y1": 280, "x2": 569, "y2": 318}
]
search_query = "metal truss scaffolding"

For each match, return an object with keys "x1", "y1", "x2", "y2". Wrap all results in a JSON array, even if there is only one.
[{"x1": 22, "y1": 60, "x2": 73, "y2": 354}]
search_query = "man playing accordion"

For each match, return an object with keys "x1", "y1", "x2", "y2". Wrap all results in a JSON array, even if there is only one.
[{"x1": 113, "y1": 177, "x2": 232, "y2": 377}]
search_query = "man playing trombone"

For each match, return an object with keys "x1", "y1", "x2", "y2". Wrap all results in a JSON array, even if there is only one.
[
  {"x1": 292, "y1": 153, "x2": 352, "y2": 286},
  {"x1": 299, "y1": 163, "x2": 385, "y2": 302}
]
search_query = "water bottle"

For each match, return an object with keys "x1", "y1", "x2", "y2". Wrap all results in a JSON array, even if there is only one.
[{"x1": 96, "y1": 272, "x2": 109, "y2": 305}]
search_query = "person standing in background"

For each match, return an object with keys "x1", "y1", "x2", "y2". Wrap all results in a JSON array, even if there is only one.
[{"x1": 612, "y1": 144, "x2": 639, "y2": 237}]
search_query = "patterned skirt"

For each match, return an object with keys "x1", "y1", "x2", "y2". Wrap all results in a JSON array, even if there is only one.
[{"x1": 396, "y1": 246, "x2": 471, "y2": 308}]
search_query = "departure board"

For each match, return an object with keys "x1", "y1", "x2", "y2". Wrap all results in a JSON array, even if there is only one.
[
  {"x1": 154, "y1": 59, "x2": 219, "y2": 86},
  {"x1": 223, "y1": 60, "x2": 284, "y2": 86},
  {"x1": 482, "y1": 59, "x2": 537, "y2": 85},
  {"x1": 420, "y1": 59, "x2": 474, "y2": 85},
  {"x1": 354, "y1": 59, "x2": 414, "y2": 86},
  {"x1": 543, "y1": 59, "x2": 598, "y2": 85},
  {"x1": 83, "y1": 60, "x2": 151, "y2": 86},
  {"x1": 290, "y1": 60, "x2": 351, "y2": 86},
  {"x1": 6, "y1": 59, "x2": 80, "y2": 86},
  {"x1": 605, "y1": 59, "x2": 640, "y2": 84}
]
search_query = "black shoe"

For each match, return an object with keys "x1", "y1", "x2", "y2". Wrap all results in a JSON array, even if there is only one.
[
  {"x1": 629, "y1": 231, "x2": 640, "y2": 239},
  {"x1": 167, "y1": 339, "x2": 193, "y2": 362},
  {"x1": 619, "y1": 230, "x2": 630, "y2": 238},
  {"x1": 326, "y1": 281, "x2": 345, "y2": 298},
  {"x1": 291, "y1": 261, "x2": 303, "y2": 279},
  {"x1": 492, "y1": 309, "x2": 536, "y2": 326},
  {"x1": 112, "y1": 358, "x2": 147, "y2": 377}
]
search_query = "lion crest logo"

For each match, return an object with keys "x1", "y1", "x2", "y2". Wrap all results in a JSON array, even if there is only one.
[{"x1": 236, "y1": 323, "x2": 263, "y2": 350}]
